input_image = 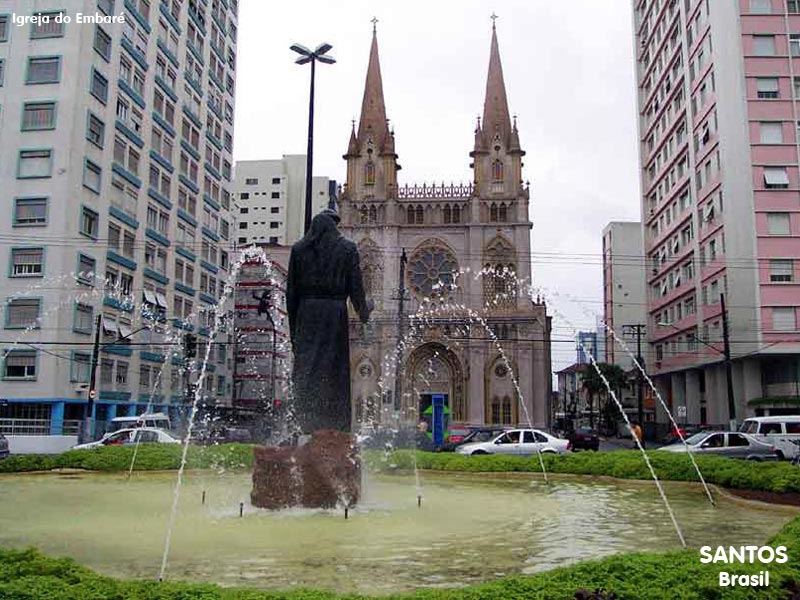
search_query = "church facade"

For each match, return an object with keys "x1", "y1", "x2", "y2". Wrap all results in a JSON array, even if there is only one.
[{"x1": 340, "y1": 24, "x2": 552, "y2": 429}]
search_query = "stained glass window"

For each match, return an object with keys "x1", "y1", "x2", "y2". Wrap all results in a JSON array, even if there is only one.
[{"x1": 408, "y1": 245, "x2": 458, "y2": 298}]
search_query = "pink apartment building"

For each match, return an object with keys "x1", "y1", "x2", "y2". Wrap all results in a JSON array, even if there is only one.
[{"x1": 634, "y1": 0, "x2": 800, "y2": 425}]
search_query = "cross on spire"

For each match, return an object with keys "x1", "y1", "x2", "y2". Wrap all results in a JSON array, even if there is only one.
[
  {"x1": 371, "y1": 16, "x2": 378, "y2": 33},
  {"x1": 490, "y1": 12, "x2": 499, "y2": 29}
]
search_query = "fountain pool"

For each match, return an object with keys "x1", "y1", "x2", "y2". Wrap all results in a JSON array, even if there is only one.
[{"x1": 0, "y1": 471, "x2": 794, "y2": 595}]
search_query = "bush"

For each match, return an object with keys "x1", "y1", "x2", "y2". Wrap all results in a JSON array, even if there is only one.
[{"x1": 367, "y1": 450, "x2": 800, "y2": 495}]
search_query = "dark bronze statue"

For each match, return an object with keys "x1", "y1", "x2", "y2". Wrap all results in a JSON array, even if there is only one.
[{"x1": 286, "y1": 209, "x2": 372, "y2": 433}]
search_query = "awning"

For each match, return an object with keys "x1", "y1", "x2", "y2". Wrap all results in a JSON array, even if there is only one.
[
  {"x1": 143, "y1": 290, "x2": 157, "y2": 305},
  {"x1": 155, "y1": 292, "x2": 168, "y2": 309},
  {"x1": 764, "y1": 168, "x2": 789, "y2": 186},
  {"x1": 118, "y1": 323, "x2": 132, "y2": 339},
  {"x1": 102, "y1": 317, "x2": 118, "y2": 335}
]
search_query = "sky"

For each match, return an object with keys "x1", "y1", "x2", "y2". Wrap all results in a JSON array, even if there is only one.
[{"x1": 232, "y1": 0, "x2": 643, "y2": 373}]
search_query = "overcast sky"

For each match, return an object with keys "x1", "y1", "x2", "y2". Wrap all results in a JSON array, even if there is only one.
[{"x1": 232, "y1": 0, "x2": 642, "y2": 372}]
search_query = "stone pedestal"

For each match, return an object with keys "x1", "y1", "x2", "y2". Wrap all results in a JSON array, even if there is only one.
[{"x1": 250, "y1": 429, "x2": 360, "y2": 510}]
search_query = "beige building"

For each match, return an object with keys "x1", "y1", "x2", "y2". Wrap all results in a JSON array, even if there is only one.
[{"x1": 340, "y1": 24, "x2": 552, "y2": 429}]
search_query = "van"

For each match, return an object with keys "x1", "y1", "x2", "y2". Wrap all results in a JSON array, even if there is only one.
[
  {"x1": 106, "y1": 412, "x2": 172, "y2": 434},
  {"x1": 739, "y1": 416, "x2": 800, "y2": 460}
]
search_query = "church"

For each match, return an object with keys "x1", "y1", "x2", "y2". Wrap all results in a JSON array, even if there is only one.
[{"x1": 340, "y1": 22, "x2": 553, "y2": 430}]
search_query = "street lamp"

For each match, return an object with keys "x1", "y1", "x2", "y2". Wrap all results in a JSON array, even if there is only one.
[{"x1": 290, "y1": 42, "x2": 336, "y2": 234}]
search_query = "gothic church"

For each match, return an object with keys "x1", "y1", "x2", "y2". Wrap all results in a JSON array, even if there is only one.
[{"x1": 340, "y1": 23, "x2": 552, "y2": 429}]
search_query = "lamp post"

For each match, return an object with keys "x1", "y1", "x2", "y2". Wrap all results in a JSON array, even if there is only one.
[{"x1": 290, "y1": 42, "x2": 336, "y2": 234}]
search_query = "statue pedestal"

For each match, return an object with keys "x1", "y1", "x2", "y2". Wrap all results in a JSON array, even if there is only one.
[{"x1": 251, "y1": 429, "x2": 360, "y2": 510}]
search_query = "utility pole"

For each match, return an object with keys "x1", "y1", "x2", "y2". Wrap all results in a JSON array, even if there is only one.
[
  {"x1": 184, "y1": 333, "x2": 197, "y2": 427},
  {"x1": 393, "y1": 249, "x2": 408, "y2": 414},
  {"x1": 623, "y1": 323, "x2": 647, "y2": 446},
  {"x1": 80, "y1": 313, "x2": 103, "y2": 445},
  {"x1": 720, "y1": 293, "x2": 737, "y2": 430}
]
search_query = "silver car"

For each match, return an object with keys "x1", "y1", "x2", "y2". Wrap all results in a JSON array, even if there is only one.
[
  {"x1": 455, "y1": 428, "x2": 570, "y2": 456},
  {"x1": 658, "y1": 431, "x2": 778, "y2": 461},
  {"x1": 72, "y1": 427, "x2": 181, "y2": 450}
]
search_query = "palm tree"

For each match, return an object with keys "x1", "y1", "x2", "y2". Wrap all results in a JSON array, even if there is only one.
[{"x1": 581, "y1": 363, "x2": 627, "y2": 431}]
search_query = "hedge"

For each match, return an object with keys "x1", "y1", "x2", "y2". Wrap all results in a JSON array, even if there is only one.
[
  {"x1": 3, "y1": 445, "x2": 800, "y2": 495},
  {"x1": 0, "y1": 515, "x2": 798, "y2": 599}
]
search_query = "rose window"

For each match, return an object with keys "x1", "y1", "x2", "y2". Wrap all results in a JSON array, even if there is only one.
[{"x1": 408, "y1": 246, "x2": 458, "y2": 298}]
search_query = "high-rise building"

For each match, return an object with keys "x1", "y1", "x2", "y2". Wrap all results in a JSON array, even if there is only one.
[
  {"x1": 232, "y1": 156, "x2": 332, "y2": 247},
  {"x1": 340, "y1": 23, "x2": 552, "y2": 429},
  {"x1": 602, "y1": 221, "x2": 647, "y2": 371},
  {"x1": 633, "y1": 0, "x2": 800, "y2": 425},
  {"x1": 0, "y1": 0, "x2": 238, "y2": 438}
]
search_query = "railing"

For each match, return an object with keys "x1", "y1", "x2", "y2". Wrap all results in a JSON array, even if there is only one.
[
  {"x1": 396, "y1": 182, "x2": 474, "y2": 200},
  {"x1": 0, "y1": 418, "x2": 83, "y2": 436}
]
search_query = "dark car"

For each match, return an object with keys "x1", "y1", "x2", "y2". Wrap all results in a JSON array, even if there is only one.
[
  {"x1": 568, "y1": 427, "x2": 600, "y2": 451},
  {"x1": 0, "y1": 433, "x2": 9, "y2": 459},
  {"x1": 440, "y1": 426, "x2": 511, "y2": 452}
]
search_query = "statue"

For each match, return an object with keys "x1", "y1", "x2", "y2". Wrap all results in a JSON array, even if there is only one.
[
  {"x1": 286, "y1": 209, "x2": 372, "y2": 433},
  {"x1": 251, "y1": 208, "x2": 372, "y2": 510}
]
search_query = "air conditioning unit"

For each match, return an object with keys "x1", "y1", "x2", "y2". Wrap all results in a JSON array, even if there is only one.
[{"x1": 74, "y1": 383, "x2": 89, "y2": 393}]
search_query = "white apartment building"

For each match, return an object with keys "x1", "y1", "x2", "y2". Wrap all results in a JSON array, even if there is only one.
[
  {"x1": 233, "y1": 156, "x2": 332, "y2": 247},
  {"x1": 0, "y1": 0, "x2": 238, "y2": 437}
]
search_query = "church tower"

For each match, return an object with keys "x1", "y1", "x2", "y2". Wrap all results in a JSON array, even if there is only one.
[{"x1": 342, "y1": 24, "x2": 400, "y2": 227}]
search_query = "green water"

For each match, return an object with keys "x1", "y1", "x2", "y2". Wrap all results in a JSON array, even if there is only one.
[{"x1": 0, "y1": 471, "x2": 794, "y2": 595}]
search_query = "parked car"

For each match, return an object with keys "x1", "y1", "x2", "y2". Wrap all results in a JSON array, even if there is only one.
[
  {"x1": 0, "y1": 433, "x2": 9, "y2": 459},
  {"x1": 73, "y1": 427, "x2": 181, "y2": 450},
  {"x1": 739, "y1": 416, "x2": 800, "y2": 461},
  {"x1": 455, "y1": 428, "x2": 571, "y2": 456},
  {"x1": 657, "y1": 431, "x2": 778, "y2": 460},
  {"x1": 440, "y1": 426, "x2": 511, "y2": 452},
  {"x1": 568, "y1": 427, "x2": 600, "y2": 451}
]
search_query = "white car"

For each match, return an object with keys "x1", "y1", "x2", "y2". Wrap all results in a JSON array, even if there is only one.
[
  {"x1": 455, "y1": 428, "x2": 570, "y2": 456},
  {"x1": 72, "y1": 427, "x2": 181, "y2": 450}
]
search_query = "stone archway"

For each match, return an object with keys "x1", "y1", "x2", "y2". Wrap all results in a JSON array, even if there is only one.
[{"x1": 405, "y1": 343, "x2": 466, "y2": 423}]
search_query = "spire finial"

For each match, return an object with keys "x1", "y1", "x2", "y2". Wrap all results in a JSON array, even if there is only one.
[
  {"x1": 371, "y1": 16, "x2": 378, "y2": 33},
  {"x1": 490, "y1": 12, "x2": 499, "y2": 30}
]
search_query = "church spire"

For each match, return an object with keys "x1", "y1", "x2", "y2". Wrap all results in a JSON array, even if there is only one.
[
  {"x1": 481, "y1": 17, "x2": 512, "y2": 146},
  {"x1": 357, "y1": 22, "x2": 390, "y2": 152}
]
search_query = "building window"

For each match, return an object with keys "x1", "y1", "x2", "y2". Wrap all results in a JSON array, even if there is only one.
[
  {"x1": 74, "y1": 303, "x2": 94, "y2": 333},
  {"x1": 792, "y1": 34, "x2": 800, "y2": 57},
  {"x1": 767, "y1": 212, "x2": 791, "y2": 235},
  {"x1": 764, "y1": 167, "x2": 790, "y2": 189},
  {"x1": 83, "y1": 161, "x2": 102, "y2": 193},
  {"x1": 270, "y1": 222, "x2": 279, "y2": 229},
  {"x1": 760, "y1": 122, "x2": 783, "y2": 144},
  {"x1": 70, "y1": 353, "x2": 91, "y2": 383},
  {"x1": 13, "y1": 98, "x2": 56, "y2": 131},
  {"x1": 13, "y1": 198, "x2": 47, "y2": 226},
  {"x1": 90, "y1": 69, "x2": 109, "y2": 104},
  {"x1": 790, "y1": 0, "x2": 800, "y2": 13},
  {"x1": 17, "y1": 149, "x2": 53, "y2": 179},
  {"x1": 753, "y1": 35, "x2": 776, "y2": 57},
  {"x1": 492, "y1": 160, "x2": 504, "y2": 182},
  {"x1": 77, "y1": 254, "x2": 96, "y2": 284},
  {"x1": 750, "y1": 0, "x2": 772, "y2": 12},
  {"x1": 5, "y1": 298, "x2": 41, "y2": 329},
  {"x1": 79, "y1": 207, "x2": 99, "y2": 239},
  {"x1": 0, "y1": 58, "x2": 4, "y2": 85},
  {"x1": 773, "y1": 307, "x2": 797, "y2": 331},
  {"x1": 94, "y1": 26, "x2": 112, "y2": 60},
  {"x1": 11, "y1": 248, "x2": 44, "y2": 277},
  {"x1": 4, "y1": 350, "x2": 37, "y2": 380},
  {"x1": 770, "y1": 259, "x2": 793, "y2": 282},
  {"x1": 245, "y1": 177, "x2": 258, "y2": 185},
  {"x1": 0, "y1": 16, "x2": 8, "y2": 41},
  {"x1": 365, "y1": 161, "x2": 375, "y2": 185},
  {"x1": 271, "y1": 177, "x2": 280, "y2": 184},
  {"x1": 26, "y1": 56, "x2": 61, "y2": 84},
  {"x1": 86, "y1": 112, "x2": 105, "y2": 148},
  {"x1": 270, "y1": 192, "x2": 280, "y2": 199},
  {"x1": 30, "y1": 11, "x2": 65, "y2": 38},
  {"x1": 756, "y1": 77, "x2": 780, "y2": 99}
]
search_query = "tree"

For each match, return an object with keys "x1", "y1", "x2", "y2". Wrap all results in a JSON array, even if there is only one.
[{"x1": 581, "y1": 363, "x2": 627, "y2": 431}]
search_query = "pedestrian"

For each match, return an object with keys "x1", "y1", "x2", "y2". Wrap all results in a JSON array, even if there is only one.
[{"x1": 631, "y1": 422, "x2": 643, "y2": 449}]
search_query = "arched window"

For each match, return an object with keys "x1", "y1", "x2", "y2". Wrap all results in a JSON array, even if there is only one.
[
  {"x1": 407, "y1": 205, "x2": 415, "y2": 224},
  {"x1": 359, "y1": 205, "x2": 368, "y2": 224},
  {"x1": 492, "y1": 160, "x2": 504, "y2": 182},
  {"x1": 490, "y1": 396, "x2": 513, "y2": 425},
  {"x1": 490, "y1": 202, "x2": 498, "y2": 222},
  {"x1": 443, "y1": 205, "x2": 452, "y2": 224},
  {"x1": 452, "y1": 204, "x2": 461, "y2": 223},
  {"x1": 368, "y1": 205, "x2": 377, "y2": 223},
  {"x1": 415, "y1": 205, "x2": 424, "y2": 224},
  {"x1": 365, "y1": 161, "x2": 375, "y2": 185},
  {"x1": 498, "y1": 203, "x2": 508, "y2": 222}
]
